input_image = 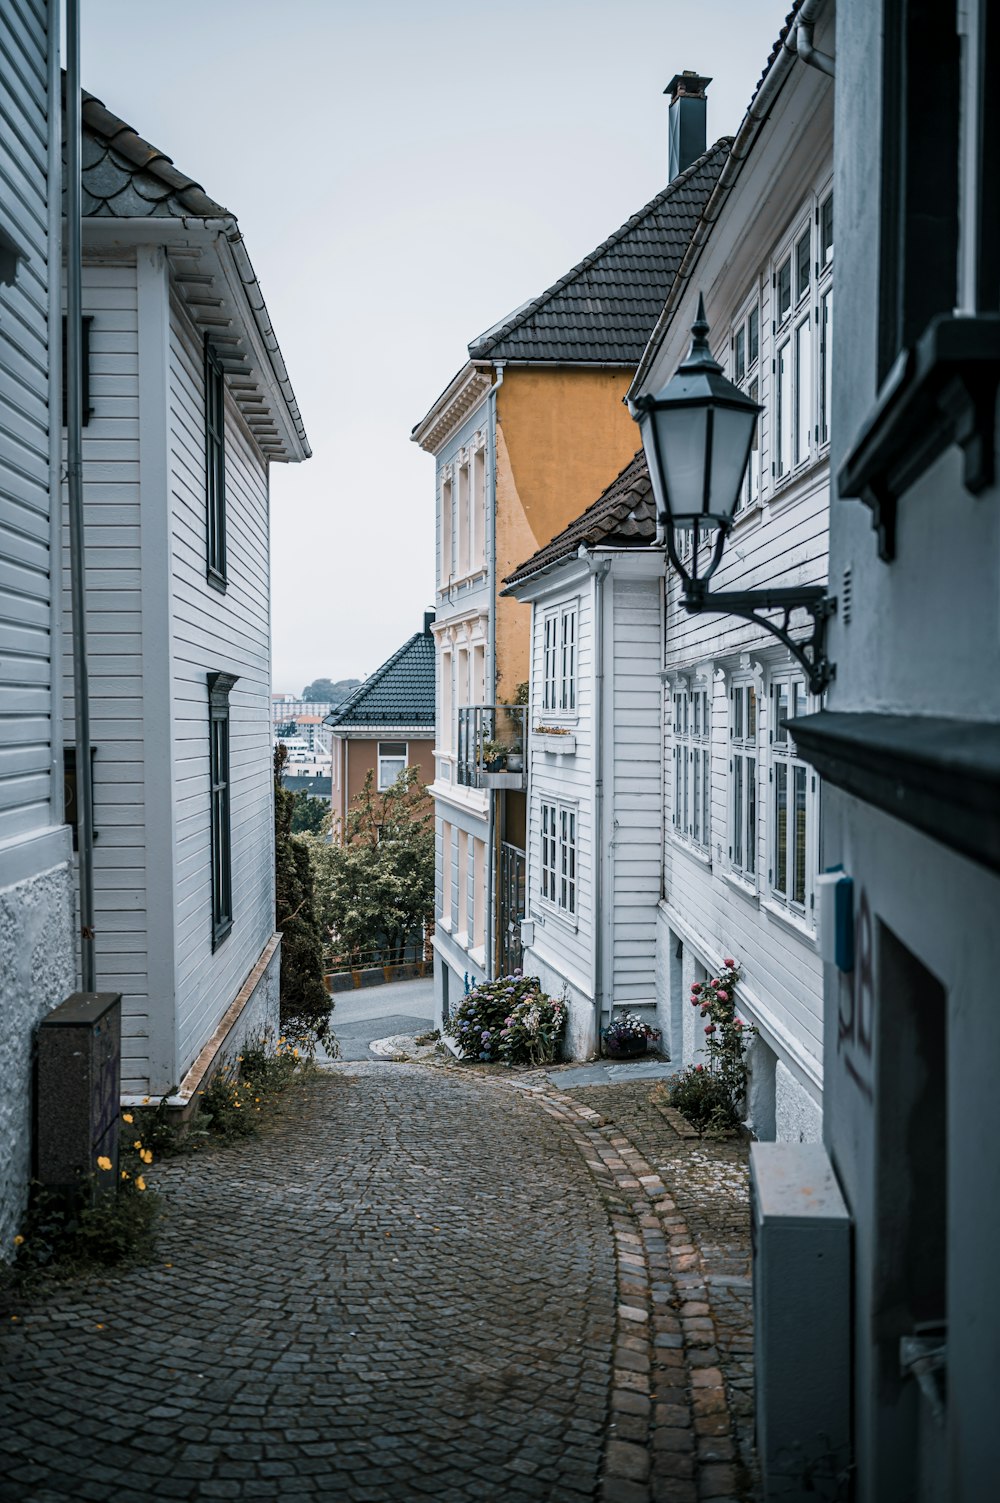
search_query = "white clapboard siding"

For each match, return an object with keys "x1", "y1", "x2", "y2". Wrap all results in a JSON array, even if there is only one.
[
  {"x1": 0, "y1": 3, "x2": 55, "y2": 846},
  {"x1": 168, "y1": 292, "x2": 274, "y2": 1082},
  {"x1": 525, "y1": 575, "x2": 594, "y2": 995},
  {"x1": 609, "y1": 575, "x2": 662, "y2": 1006},
  {"x1": 59, "y1": 258, "x2": 150, "y2": 1081}
]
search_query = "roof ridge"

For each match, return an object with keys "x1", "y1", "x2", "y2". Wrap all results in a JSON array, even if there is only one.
[{"x1": 468, "y1": 138, "x2": 732, "y2": 360}]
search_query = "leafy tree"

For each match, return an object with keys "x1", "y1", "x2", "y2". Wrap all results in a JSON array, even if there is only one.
[
  {"x1": 289, "y1": 789, "x2": 329, "y2": 836},
  {"x1": 273, "y1": 745, "x2": 333, "y2": 1043},
  {"x1": 301, "y1": 677, "x2": 361, "y2": 704},
  {"x1": 304, "y1": 768, "x2": 433, "y2": 967}
]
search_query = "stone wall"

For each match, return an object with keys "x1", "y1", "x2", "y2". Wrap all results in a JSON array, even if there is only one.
[{"x1": 0, "y1": 863, "x2": 74, "y2": 1253}]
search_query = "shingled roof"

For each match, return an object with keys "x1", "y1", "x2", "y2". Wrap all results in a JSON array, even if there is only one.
[
  {"x1": 468, "y1": 141, "x2": 730, "y2": 366},
  {"x1": 77, "y1": 88, "x2": 231, "y2": 218},
  {"x1": 504, "y1": 449, "x2": 657, "y2": 589},
  {"x1": 324, "y1": 629, "x2": 436, "y2": 730}
]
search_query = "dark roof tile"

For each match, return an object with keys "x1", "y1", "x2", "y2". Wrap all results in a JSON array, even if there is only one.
[
  {"x1": 504, "y1": 450, "x2": 657, "y2": 588},
  {"x1": 324, "y1": 629, "x2": 436, "y2": 730},
  {"x1": 468, "y1": 141, "x2": 730, "y2": 365}
]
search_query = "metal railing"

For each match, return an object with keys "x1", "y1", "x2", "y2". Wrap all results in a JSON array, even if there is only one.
[
  {"x1": 499, "y1": 842, "x2": 526, "y2": 976},
  {"x1": 456, "y1": 704, "x2": 527, "y2": 790}
]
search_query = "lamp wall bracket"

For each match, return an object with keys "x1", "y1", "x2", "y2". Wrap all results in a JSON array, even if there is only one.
[{"x1": 679, "y1": 584, "x2": 836, "y2": 696}]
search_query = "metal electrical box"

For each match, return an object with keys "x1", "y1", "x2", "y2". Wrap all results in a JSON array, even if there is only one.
[
  {"x1": 750, "y1": 1142, "x2": 851, "y2": 1499},
  {"x1": 36, "y1": 991, "x2": 121, "y2": 1197}
]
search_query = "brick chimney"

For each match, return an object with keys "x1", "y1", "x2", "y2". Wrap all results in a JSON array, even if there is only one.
[{"x1": 665, "y1": 71, "x2": 712, "y2": 180}]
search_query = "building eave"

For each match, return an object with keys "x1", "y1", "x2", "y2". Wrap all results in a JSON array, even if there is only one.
[{"x1": 411, "y1": 360, "x2": 494, "y2": 455}]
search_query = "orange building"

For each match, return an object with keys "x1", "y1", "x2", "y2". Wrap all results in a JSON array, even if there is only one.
[{"x1": 325, "y1": 616, "x2": 436, "y2": 840}]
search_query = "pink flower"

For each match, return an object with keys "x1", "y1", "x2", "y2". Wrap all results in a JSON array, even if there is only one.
[
  {"x1": 734, "y1": 1018, "x2": 744, "y2": 1029},
  {"x1": 716, "y1": 989, "x2": 729, "y2": 1001},
  {"x1": 695, "y1": 1064, "x2": 704, "y2": 1073},
  {"x1": 691, "y1": 997, "x2": 700, "y2": 1007},
  {"x1": 711, "y1": 978, "x2": 720, "y2": 988},
  {"x1": 704, "y1": 1024, "x2": 715, "y2": 1034},
  {"x1": 723, "y1": 958, "x2": 736, "y2": 968},
  {"x1": 690, "y1": 983, "x2": 700, "y2": 993}
]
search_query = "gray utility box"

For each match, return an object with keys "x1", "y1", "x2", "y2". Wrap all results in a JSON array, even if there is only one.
[
  {"x1": 36, "y1": 991, "x2": 122, "y2": 1197},
  {"x1": 750, "y1": 1142, "x2": 851, "y2": 1500}
]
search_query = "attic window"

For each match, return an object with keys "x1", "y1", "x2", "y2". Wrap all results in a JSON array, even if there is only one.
[{"x1": 61, "y1": 316, "x2": 93, "y2": 427}]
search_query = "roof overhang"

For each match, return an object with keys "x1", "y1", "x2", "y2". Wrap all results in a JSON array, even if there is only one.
[
  {"x1": 411, "y1": 361, "x2": 494, "y2": 454},
  {"x1": 83, "y1": 215, "x2": 310, "y2": 463}
]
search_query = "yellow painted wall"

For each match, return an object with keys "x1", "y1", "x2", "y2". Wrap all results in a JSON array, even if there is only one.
[{"x1": 493, "y1": 366, "x2": 639, "y2": 704}]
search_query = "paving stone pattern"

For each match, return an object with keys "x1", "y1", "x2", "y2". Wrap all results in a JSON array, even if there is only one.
[
  {"x1": 1, "y1": 1064, "x2": 756, "y2": 1502},
  {"x1": 562, "y1": 1081, "x2": 756, "y2": 1496}
]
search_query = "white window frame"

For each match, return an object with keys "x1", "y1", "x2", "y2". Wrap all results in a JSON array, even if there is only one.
[
  {"x1": 768, "y1": 673, "x2": 818, "y2": 920},
  {"x1": 440, "y1": 467, "x2": 453, "y2": 585},
  {"x1": 731, "y1": 291, "x2": 761, "y2": 511},
  {"x1": 539, "y1": 798, "x2": 577, "y2": 918},
  {"x1": 671, "y1": 682, "x2": 710, "y2": 852},
  {"x1": 729, "y1": 680, "x2": 758, "y2": 884},
  {"x1": 771, "y1": 208, "x2": 819, "y2": 487},
  {"x1": 541, "y1": 603, "x2": 577, "y2": 715},
  {"x1": 377, "y1": 740, "x2": 408, "y2": 791}
]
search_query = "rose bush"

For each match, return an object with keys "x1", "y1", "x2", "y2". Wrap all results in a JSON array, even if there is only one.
[{"x1": 669, "y1": 958, "x2": 756, "y2": 1132}]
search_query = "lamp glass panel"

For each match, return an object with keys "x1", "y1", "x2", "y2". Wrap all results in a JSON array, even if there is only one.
[
  {"x1": 707, "y1": 402, "x2": 758, "y2": 521},
  {"x1": 654, "y1": 403, "x2": 709, "y2": 525}
]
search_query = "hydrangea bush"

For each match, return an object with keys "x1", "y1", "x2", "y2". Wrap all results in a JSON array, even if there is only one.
[
  {"x1": 669, "y1": 957, "x2": 757, "y2": 1132},
  {"x1": 444, "y1": 974, "x2": 566, "y2": 1066}
]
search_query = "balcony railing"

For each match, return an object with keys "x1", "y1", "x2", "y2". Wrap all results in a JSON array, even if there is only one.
[{"x1": 457, "y1": 704, "x2": 526, "y2": 790}]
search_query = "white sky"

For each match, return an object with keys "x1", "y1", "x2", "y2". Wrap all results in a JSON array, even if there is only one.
[{"x1": 81, "y1": 0, "x2": 788, "y2": 693}]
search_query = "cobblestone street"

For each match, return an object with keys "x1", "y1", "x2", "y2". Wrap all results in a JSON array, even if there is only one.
[{"x1": 1, "y1": 1062, "x2": 755, "y2": 1502}]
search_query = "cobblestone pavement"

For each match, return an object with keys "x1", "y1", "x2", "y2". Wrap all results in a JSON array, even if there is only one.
[{"x1": 1, "y1": 1062, "x2": 756, "y2": 1503}]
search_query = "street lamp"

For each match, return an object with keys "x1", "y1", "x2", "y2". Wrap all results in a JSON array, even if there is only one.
[{"x1": 633, "y1": 294, "x2": 836, "y2": 695}]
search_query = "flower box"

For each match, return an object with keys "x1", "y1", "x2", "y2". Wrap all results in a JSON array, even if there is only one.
[{"x1": 531, "y1": 730, "x2": 576, "y2": 755}]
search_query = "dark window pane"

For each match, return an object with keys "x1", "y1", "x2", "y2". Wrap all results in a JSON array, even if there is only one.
[
  {"x1": 734, "y1": 757, "x2": 743, "y2": 867},
  {"x1": 778, "y1": 257, "x2": 791, "y2": 321},
  {"x1": 774, "y1": 762, "x2": 787, "y2": 894},
  {"x1": 793, "y1": 764, "x2": 807, "y2": 905},
  {"x1": 747, "y1": 756, "x2": 756, "y2": 875},
  {"x1": 796, "y1": 229, "x2": 811, "y2": 299},
  {"x1": 735, "y1": 325, "x2": 746, "y2": 383},
  {"x1": 748, "y1": 305, "x2": 759, "y2": 367},
  {"x1": 820, "y1": 194, "x2": 834, "y2": 267}
]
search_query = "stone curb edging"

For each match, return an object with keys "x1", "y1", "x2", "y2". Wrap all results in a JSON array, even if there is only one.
[{"x1": 517, "y1": 1084, "x2": 746, "y2": 1503}]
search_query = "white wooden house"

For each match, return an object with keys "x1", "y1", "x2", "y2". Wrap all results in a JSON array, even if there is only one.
[
  {"x1": 0, "y1": 3, "x2": 76, "y2": 1248},
  {"x1": 67, "y1": 92, "x2": 309, "y2": 1102},
  {"x1": 505, "y1": 456, "x2": 662, "y2": 1058},
  {"x1": 629, "y1": 19, "x2": 835, "y2": 1139}
]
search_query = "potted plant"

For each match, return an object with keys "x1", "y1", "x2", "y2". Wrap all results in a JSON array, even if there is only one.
[
  {"x1": 480, "y1": 738, "x2": 507, "y2": 771},
  {"x1": 602, "y1": 1012, "x2": 661, "y2": 1059},
  {"x1": 506, "y1": 742, "x2": 524, "y2": 772}
]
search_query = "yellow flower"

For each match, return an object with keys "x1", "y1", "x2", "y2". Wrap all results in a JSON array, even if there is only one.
[
  {"x1": 96, "y1": 1156, "x2": 112, "y2": 1171},
  {"x1": 121, "y1": 1170, "x2": 130, "y2": 1181},
  {"x1": 13, "y1": 1234, "x2": 24, "y2": 1247},
  {"x1": 122, "y1": 1112, "x2": 134, "y2": 1125},
  {"x1": 133, "y1": 1140, "x2": 142, "y2": 1150},
  {"x1": 141, "y1": 1149, "x2": 153, "y2": 1165},
  {"x1": 135, "y1": 1176, "x2": 146, "y2": 1192}
]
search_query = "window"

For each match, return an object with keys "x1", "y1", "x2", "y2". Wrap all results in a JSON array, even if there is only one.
[
  {"x1": 439, "y1": 821, "x2": 452, "y2": 926},
  {"x1": 205, "y1": 342, "x2": 227, "y2": 587},
  {"x1": 61, "y1": 314, "x2": 93, "y2": 427},
  {"x1": 473, "y1": 445, "x2": 486, "y2": 570},
  {"x1": 540, "y1": 800, "x2": 577, "y2": 916},
  {"x1": 795, "y1": 228, "x2": 811, "y2": 302},
  {"x1": 776, "y1": 336, "x2": 792, "y2": 479},
  {"x1": 456, "y1": 829, "x2": 468, "y2": 937},
  {"x1": 208, "y1": 671, "x2": 238, "y2": 948},
  {"x1": 819, "y1": 192, "x2": 834, "y2": 269},
  {"x1": 440, "y1": 470, "x2": 452, "y2": 583},
  {"x1": 794, "y1": 316, "x2": 812, "y2": 466},
  {"x1": 457, "y1": 459, "x2": 470, "y2": 576},
  {"x1": 542, "y1": 604, "x2": 577, "y2": 713},
  {"x1": 769, "y1": 675, "x2": 814, "y2": 914},
  {"x1": 377, "y1": 741, "x2": 407, "y2": 790},
  {"x1": 672, "y1": 685, "x2": 710, "y2": 850},
  {"x1": 730, "y1": 683, "x2": 757, "y2": 880},
  {"x1": 777, "y1": 256, "x2": 792, "y2": 322},
  {"x1": 820, "y1": 286, "x2": 833, "y2": 447},
  {"x1": 732, "y1": 297, "x2": 760, "y2": 510}
]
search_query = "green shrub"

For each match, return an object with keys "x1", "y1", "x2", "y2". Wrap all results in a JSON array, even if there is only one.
[{"x1": 444, "y1": 975, "x2": 566, "y2": 1066}]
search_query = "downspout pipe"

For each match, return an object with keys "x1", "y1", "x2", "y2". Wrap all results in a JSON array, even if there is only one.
[
  {"x1": 485, "y1": 363, "x2": 503, "y2": 978},
  {"x1": 46, "y1": 0, "x2": 64, "y2": 827},
  {"x1": 588, "y1": 557, "x2": 612, "y2": 1043},
  {"x1": 789, "y1": 0, "x2": 836, "y2": 78},
  {"x1": 65, "y1": 0, "x2": 97, "y2": 992}
]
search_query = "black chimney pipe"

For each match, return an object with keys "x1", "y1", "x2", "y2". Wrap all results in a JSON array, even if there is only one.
[{"x1": 665, "y1": 72, "x2": 712, "y2": 180}]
